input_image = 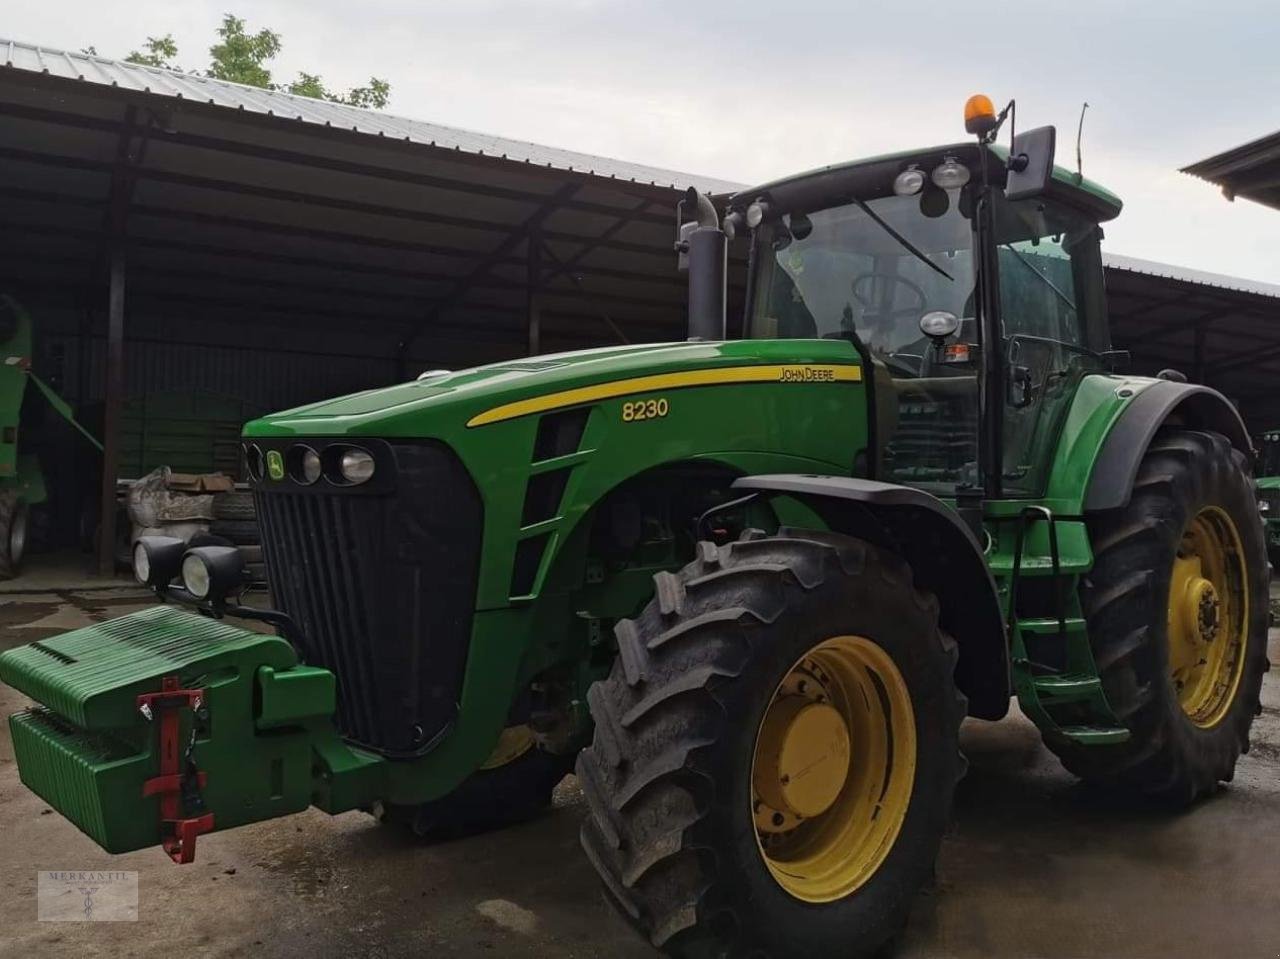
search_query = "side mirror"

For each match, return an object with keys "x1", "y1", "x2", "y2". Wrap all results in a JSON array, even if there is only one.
[{"x1": 1005, "y1": 125, "x2": 1056, "y2": 201}]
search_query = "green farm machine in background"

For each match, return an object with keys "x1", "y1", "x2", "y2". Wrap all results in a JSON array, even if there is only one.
[
  {"x1": 0, "y1": 294, "x2": 101, "y2": 577},
  {"x1": 1258, "y1": 429, "x2": 1280, "y2": 567},
  {"x1": 0, "y1": 96, "x2": 1270, "y2": 957}
]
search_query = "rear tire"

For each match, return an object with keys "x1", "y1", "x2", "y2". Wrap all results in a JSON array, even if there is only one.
[
  {"x1": 578, "y1": 529, "x2": 965, "y2": 958},
  {"x1": 1049, "y1": 429, "x2": 1269, "y2": 804}
]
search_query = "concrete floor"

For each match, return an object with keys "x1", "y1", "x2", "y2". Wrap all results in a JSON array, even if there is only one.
[{"x1": 1, "y1": 558, "x2": 1278, "y2": 958}]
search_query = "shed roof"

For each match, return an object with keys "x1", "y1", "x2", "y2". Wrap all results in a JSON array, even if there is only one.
[
  {"x1": 1183, "y1": 131, "x2": 1280, "y2": 211},
  {"x1": 1, "y1": 38, "x2": 739, "y2": 194}
]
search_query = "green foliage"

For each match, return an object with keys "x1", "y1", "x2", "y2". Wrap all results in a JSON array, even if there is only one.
[
  {"x1": 207, "y1": 15, "x2": 280, "y2": 88},
  {"x1": 286, "y1": 72, "x2": 390, "y2": 110},
  {"x1": 116, "y1": 14, "x2": 390, "y2": 108},
  {"x1": 125, "y1": 34, "x2": 180, "y2": 70}
]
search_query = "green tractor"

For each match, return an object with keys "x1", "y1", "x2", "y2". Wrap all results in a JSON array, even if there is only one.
[
  {"x1": 1258, "y1": 429, "x2": 1280, "y2": 568},
  {"x1": 0, "y1": 294, "x2": 102, "y2": 577},
  {"x1": 0, "y1": 96, "x2": 1269, "y2": 958}
]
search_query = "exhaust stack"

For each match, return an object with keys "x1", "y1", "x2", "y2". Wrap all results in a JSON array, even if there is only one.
[{"x1": 675, "y1": 188, "x2": 726, "y2": 341}]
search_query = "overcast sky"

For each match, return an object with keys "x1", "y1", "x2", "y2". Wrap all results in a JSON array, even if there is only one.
[{"x1": 9, "y1": 1, "x2": 1279, "y2": 282}]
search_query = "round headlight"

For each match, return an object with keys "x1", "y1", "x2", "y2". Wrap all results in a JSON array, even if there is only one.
[
  {"x1": 931, "y1": 157, "x2": 971, "y2": 190},
  {"x1": 182, "y1": 553, "x2": 211, "y2": 598},
  {"x1": 287, "y1": 445, "x2": 322, "y2": 485},
  {"x1": 245, "y1": 444, "x2": 264, "y2": 482},
  {"x1": 745, "y1": 200, "x2": 770, "y2": 229},
  {"x1": 919, "y1": 310, "x2": 960, "y2": 339},
  {"x1": 893, "y1": 167, "x2": 926, "y2": 196},
  {"x1": 339, "y1": 449, "x2": 376, "y2": 485},
  {"x1": 133, "y1": 542, "x2": 150, "y2": 584}
]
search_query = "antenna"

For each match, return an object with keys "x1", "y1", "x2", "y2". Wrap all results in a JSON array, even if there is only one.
[{"x1": 1075, "y1": 102, "x2": 1089, "y2": 182}]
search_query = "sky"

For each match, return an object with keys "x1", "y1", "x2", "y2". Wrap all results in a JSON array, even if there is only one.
[{"x1": 8, "y1": 0, "x2": 1279, "y2": 282}]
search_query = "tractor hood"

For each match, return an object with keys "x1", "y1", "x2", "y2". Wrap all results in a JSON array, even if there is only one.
[{"x1": 243, "y1": 338, "x2": 864, "y2": 438}]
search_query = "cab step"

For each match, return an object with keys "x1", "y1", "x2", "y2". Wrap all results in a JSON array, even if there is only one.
[
  {"x1": 1056, "y1": 724, "x2": 1131, "y2": 745},
  {"x1": 1031, "y1": 673, "x2": 1102, "y2": 704},
  {"x1": 1018, "y1": 616, "x2": 1087, "y2": 635}
]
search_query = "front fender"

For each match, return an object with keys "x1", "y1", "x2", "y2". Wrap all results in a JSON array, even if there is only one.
[{"x1": 733, "y1": 474, "x2": 1010, "y2": 720}]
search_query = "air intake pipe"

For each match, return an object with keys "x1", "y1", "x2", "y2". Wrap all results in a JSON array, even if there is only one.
[{"x1": 675, "y1": 187, "x2": 726, "y2": 341}]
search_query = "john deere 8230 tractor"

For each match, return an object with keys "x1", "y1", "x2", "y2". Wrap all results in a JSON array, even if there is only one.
[{"x1": 1, "y1": 96, "x2": 1268, "y2": 957}]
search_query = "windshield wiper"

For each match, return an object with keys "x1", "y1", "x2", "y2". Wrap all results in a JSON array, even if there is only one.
[
  {"x1": 1001, "y1": 243, "x2": 1075, "y2": 311},
  {"x1": 850, "y1": 197, "x2": 954, "y2": 283}
]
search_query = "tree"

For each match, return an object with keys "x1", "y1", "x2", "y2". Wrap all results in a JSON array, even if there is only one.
[
  {"x1": 125, "y1": 35, "x2": 179, "y2": 70},
  {"x1": 120, "y1": 15, "x2": 390, "y2": 109},
  {"x1": 206, "y1": 16, "x2": 280, "y2": 89}
]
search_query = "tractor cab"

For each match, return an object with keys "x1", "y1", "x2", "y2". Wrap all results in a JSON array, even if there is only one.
[
  {"x1": 725, "y1": 127, "x2": 1123, "y2": 501},
  {"x1": 1259, "y1": 429, "x2": 1280, "y2": 478}
]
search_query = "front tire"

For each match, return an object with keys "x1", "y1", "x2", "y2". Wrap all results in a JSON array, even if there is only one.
[
  {"x1": 578, "y1": 530, "x2": 965, "y2": 958},
  {"x1": 386, "y1": 726, "x2": 573, "y2": 838},
  {"x1": 1049, "y1": 429, "x2": 1269, "y2": 804}
]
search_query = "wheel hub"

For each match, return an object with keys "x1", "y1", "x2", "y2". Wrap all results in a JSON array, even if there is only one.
[
  {"x1": 753, "y1": 697, "x2": 850, "y2": 819},
  {"x1": 1166, "y1": 506, "x2": 1250, "y2": 728},
  {"x1": 1179, "y1": 575, "x2": 1220, "y2": 646}
]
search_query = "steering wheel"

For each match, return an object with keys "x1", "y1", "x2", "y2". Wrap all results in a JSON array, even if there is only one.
[{"x1": 851, "y1": 272, "x2": 927, "y2": 318}]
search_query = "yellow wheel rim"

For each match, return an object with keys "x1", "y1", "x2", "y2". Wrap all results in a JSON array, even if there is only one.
[
  {"x1": 751, "y1": 635, "x2": 917, "y2": 903},
  {"x1": 479, "y1": 724, "x2": 535, "y2": 770},
  {"x1": 1167, "y1": 506, "x2": 1249, "y2": 728}
]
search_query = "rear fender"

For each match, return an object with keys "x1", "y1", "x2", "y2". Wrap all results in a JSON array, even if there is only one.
[
  {"x1": 1084, "y1": 381, "x2": 1252, "y2": 512},
  {"x1": 733, "y1": 474, "x2": 1010, "y2": 720}
]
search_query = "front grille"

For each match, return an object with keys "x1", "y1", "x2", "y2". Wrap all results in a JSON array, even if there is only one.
[{"x1": 253, "y1": 440, "x2": 483, "y2": 757}]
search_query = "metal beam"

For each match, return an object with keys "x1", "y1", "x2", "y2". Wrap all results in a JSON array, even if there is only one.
[
  {"x1": 0, "y1": 181, "x2": 739, "y2": 292},
  {"x1": 527, "y1": 230, "x2": 542, "y2": 356},
  {"x1": 0, "y1": 99, "x2": 676, "y2": 224},
  {"x1": 539, "y1": 238, "x2": 630, "y2": 345},
  {"x1": 0, "y1": 143, "x2": 677, "y2": 247},
  {"x1": 97, "y1": 106, "x2": 144, "y2": 576},
  {"x1": 400, "y1": 182, "x2": 581, "y2": 357}
]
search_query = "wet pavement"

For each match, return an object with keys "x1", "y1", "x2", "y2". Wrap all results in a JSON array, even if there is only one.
[{"x1": 1, "y1": 571, "x2": 1278, "y2": 958}]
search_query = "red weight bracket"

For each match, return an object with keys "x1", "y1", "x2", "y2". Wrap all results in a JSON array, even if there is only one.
[{"x1": 137, "y1": 675, "x2": 214, "y2": 864}]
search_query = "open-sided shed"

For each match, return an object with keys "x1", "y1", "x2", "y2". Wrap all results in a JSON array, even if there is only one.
[
  {"x1": 1, "y1": 38, "x2": 1277, "y2": 573},
  {"x1": 0, "y1": 39, "x2": 736, "y2": 570}
]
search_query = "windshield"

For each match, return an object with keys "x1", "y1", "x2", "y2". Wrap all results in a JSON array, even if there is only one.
[
  {"x1": 747, "y1": 192, "x2": 975, "y2": 366},
  {"x1": 748, "y1": 191, "x2": 981, "y2": 494}
]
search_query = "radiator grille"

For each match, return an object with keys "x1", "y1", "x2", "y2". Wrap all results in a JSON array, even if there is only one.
[{"x1": 254, "y1": 441, "x2": 482, "y2": 757}]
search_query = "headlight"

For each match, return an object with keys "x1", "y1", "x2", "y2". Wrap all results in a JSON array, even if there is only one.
[
  {"x1": 931, "y1": 156, "x2": 971, "y2": 189},
  {"x1": 182, "y1": 553, "x2": 211, "y2": 598},
  {"x1": 919, "y1": 310, "x2": 960, "y2": 339},
  {"x1": 339, "y1": 449, "x2": 376, "y2": 485},
  {"x1": 745, "y1": 199, "x2": 770, "y2": 229},
  {"x1": 181, "y1": 546, "x2": 246, "y2": 602},
  {"x1": 893, "y1": 166, "x2": 926, "y2": 196},
  {"x1": 133, "y1": 535, "x2": 186, "y2": 588},
  {"x1": 287, "y1": 445, "x2": 322, "y2": 485},
  {"x1": 244, "y1": 444, "x2": 264, "y2": 482},
  {"x1": 1261, "y1": 499, "x2": 1272, "y2": 514}
]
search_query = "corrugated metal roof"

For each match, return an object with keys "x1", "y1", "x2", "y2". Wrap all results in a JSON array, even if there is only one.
[
  {"x1": 1102, "y1": 252, "x2": 1280, "y2": 300},
  {"x1": 0, "y1": 36, "x2": 741, "y2": 195},
  {"x1": 1181, "y1": 131, "x2": 1280, "y2": 211}
]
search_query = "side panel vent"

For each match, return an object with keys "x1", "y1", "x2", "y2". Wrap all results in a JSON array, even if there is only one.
[
  {"x1": 533, "y1": 408, "x2": 590, "y2": 462},
  {"x1": 510, "y1": 534, "x2": 551, "y2": 597},
  {"x1": 521, "y1": 469, "x2": 571, "y2": 526}
]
